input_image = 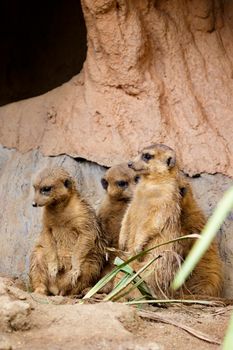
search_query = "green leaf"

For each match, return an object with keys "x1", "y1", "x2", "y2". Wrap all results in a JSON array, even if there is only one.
[
  {"x1": 223, "y1": 312, "x2": 233, "y2": 349},
  {"x1": 114, "y1": 256, "x2": 134, "y2": 274},
  {"x1": 113, "y1": 274, "x2": 131, "y2": 290},
  {"x1": 82, "y1": 265, "x2": 120, "y2": 299},
  {"x1": 104, "y1": 255, "x2": 161, "y2": 301},
  {"x1": 114, "y1": 257, "x2": 153, "y2": 297},
  {"x1": 113, "y1": 269, "x2": 155, "y2": 301}
]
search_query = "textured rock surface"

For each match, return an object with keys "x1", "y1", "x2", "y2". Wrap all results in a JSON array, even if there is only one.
[
  {"x1": 0, "y1": 146, "x2": 233, "y2": 296},
  {"x1": 0, "y1": 0, "x2": 233, "y2": 176},
  {"x1": 0, "y1": 277, "x2": 31, "y2": 332}
]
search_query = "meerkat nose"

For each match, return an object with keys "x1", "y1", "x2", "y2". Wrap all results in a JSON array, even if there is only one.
[
  {"x1": 32, "y1": 202, "x2": 38, "y2": 207},
  {"x1": 128, "y1": 161, "x2": 133, "y2": 168}
]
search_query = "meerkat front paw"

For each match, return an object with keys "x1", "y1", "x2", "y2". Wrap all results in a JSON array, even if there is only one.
[
  {"x1": 134, "y1": 245, "x2": 145, "y2": 261},
  {"x1": 70, "y1": 268, "x2": 81, "y2": 287},
  {"x1": 134, "y1": 244, "x2": 143, "y2": 255},
  {"x1": 48, "y1": 263, "x2": 58, "y2": 280},
  {"x1": 34, "y1": 286, "x2": 48, "y2": 295},
  {"x1": 119, "y1": 237, "x2": 127, "y2": 251}
]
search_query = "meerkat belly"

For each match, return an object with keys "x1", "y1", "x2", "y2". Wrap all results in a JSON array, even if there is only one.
[
  {"x1": 52, "y1": 227, "x2": 79, "y2": 271},
  {"x1": 127, "y1": 205, "x2": 150, "y2": 250}
]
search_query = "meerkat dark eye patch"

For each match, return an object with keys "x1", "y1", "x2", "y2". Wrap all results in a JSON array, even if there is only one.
[
  {"x1": 116, "y1": 180, "x2": 128, "y2": 188},
  {"x1": 64, "y1": 179, "x2": 72, "y2": 188},
  {"x1": 166, "y1": 156, "x2": 176, "y2": 168},
  {"x1": 101, "y1": 178, "x2": 108, "y2": 190},
  {"x1": 40, "y1": 186, "x2": 52, "y2": 195},
  {"x1": 179, "y1": 187, "x2": 187, "y2": 197},
  {"x1": 134, "y1": 175, "x2": 140, "y2": 183},
  {"x1": 142, "y1": 153, "x2": 153, "y2": 162}
]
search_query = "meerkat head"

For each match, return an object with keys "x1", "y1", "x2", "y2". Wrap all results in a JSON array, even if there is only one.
[
  {"x1": 100, "y1": 163, "x2": 140, "y2": 201},
  {"x1": 128, "y1": 144, "x2": 177, "y2": 178},
  {"x1": 32, "y1": 166, "x2": 75, "y2": 207}
]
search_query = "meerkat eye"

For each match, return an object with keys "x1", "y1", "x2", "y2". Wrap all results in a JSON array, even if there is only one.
[
  {"x1": 142, "y1": 153, "x2": 153, "y2": 162},
  {"x1": 101, "y1": 178, "x2": 108, "y2": 190},
  {"x1": 116, "y1": 180, "x2": 128, "y2": 188},
  {"x1": 134, "y1": 175, "x2": 140, "y2": 183},
  {"x1": 40, "y1": 186, "x2": 52, "y2": 195}
]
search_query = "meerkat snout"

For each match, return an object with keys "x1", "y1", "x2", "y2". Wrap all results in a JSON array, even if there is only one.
[
  {"x1": 32, "y1": 201, "x2": 38, "y2": 207},
  {"x1": 128, "y1": 161, "x2": 133, "y2": 168}
]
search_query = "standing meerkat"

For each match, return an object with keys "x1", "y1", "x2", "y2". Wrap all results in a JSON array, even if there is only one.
[
  {"x1": 29, "y1": 166, "x2": 107, "y2": 296},
  {"x1": 97, "y1": 163, "x2": 139, "y2": 292},
  {"x1": 97, "y1": 163, "x2": 139, "y2": 250},
  {"x1": 178, "y1": 175, "x2": 223, "y2": 297},
  {"x1": 119, "y1": 144, "x2": 183, "y2": 296}
]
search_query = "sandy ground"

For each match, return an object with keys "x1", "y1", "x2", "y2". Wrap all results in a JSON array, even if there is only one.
[{"x1": 0, "y1": 276, "x2": 232, "y2": 350}]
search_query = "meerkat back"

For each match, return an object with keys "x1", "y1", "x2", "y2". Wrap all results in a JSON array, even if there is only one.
[{"x1": 179, "y1": 175, "x2": 223, "y2": 297}]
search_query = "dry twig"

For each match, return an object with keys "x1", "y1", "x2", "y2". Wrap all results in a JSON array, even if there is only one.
[{"x1": 138, "y1": 309, "x2": 221, "y2": 345}]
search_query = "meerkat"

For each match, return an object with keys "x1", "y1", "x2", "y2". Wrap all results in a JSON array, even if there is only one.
[
  {"x1": 29, "y1": 166, "x2": 107, "y2": 296},
  {"x1": 178, "y1": 174, "x2": 223, "y2": 297},
  {"x1": 119, "y1": 144, "x2": 183, "y2": 297},
  {"x1": 98, "y1": 163, "x2": 139, "y2": 250},
  {"x1": 97, "y1": 163, "x2": 139, "y2": 292}
]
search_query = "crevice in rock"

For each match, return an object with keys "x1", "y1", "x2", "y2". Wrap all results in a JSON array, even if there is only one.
[
  {"x1": 191, "y1": 173, "x2": 201, "y2": 178},
  {"x1": 0, "y1": 0, "x2": 87, "y2": 106}
]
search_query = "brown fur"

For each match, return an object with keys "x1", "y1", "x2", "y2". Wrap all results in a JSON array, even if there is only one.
[
  {"x1": 98, "y1": 163, "x2": 139, "y2": 250},
  {"x1": 119, "y1": 143, "x2": 223, "y2": 299},
  {"x1": 97, "y1": 163, "x2": 139, "y2": 292},
  {"x1": 29, "y1": 166, "x2": 107, "y2": 296},
  {"x1": 178, "y1": 174, "x2": 223, "y2": 297},
  {"x1": 119, "y1": 144, "x2": 183, "y2": 297}
]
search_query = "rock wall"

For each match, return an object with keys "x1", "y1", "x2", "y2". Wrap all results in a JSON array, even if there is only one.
[
  {"x1": 0, "y1": 146, "x2": 233, "y2": 297},
  {"x1": 0, "y1": 0, "x2": 233, "y2": 176}
]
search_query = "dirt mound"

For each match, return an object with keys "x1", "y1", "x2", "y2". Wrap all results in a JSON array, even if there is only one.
[{"x1": 0, "y1": 276, "x2": 231, "y2": 350}]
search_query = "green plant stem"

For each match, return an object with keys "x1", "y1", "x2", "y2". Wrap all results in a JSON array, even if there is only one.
[
  {"x1": 104, "y1": 255, "x2": 161, "y2": 301},
  {"x1": 112, "y1": 268, "x2": 155, "y2": 301},
  {"x1": 114, "y1": 256, "x2": 153, "y2": 297}
]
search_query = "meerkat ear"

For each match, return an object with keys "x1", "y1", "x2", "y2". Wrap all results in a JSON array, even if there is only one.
[
  {"x1": 166, "y1": 156, "x2": 176, "y2": 168},
  {"x1": 179, "y1": 187, "x2": 187, "y2": 197},
  {"x1": 101, "y1": 178, "x2": 108, "y2": 190},
  {"x1": 64, "y1": 179, "x2": 72, "y2": 189}
]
